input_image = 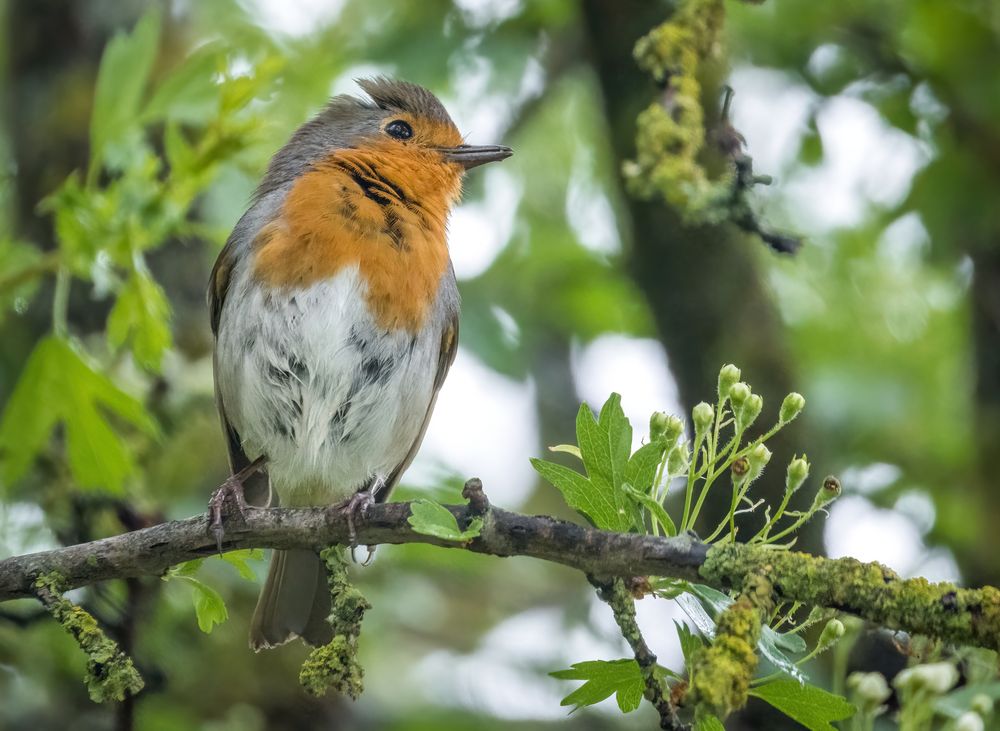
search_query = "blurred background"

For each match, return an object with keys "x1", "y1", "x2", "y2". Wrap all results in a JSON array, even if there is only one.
[{"x1": 1, "y1": 0, "x2": 998, "y2": 728}]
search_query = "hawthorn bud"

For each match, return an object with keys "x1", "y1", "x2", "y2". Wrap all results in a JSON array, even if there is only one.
[
  {"x1": 786, "y1": 456, "x2": 810, "y2": 496},
  {"x1": 971, "y1": 694, "x2": 994, "y2": 718},
  {"x1": 718, "y1": 364, "x2": 741, "y2": 401},
  {"x1": 693, "y1": 402, "x2": 714, "y2": 434},
  {"x1": 745, "y1": 444, "x2": 772, "y2": 483},
  {"x1": 817, "y1": 618, "x2": 845, "y2": 651},
  {"x1": 729, "y1": 382, "x2": 751, "y2": 407},
  {"x1": 667, "y1": 445, "x2": 688, "y2": 476},
  {"x1": 955, "y1": 712, "x2": 985, "y2": 731},
  {"x1": 780, "y1": 392, "x2": 805, "y2": 424},
  {"x1": 662, "y1": 415, "x2": 685, "y2": 444},
  {"x1": 737, "y1": 393, "x2": 763, "y2": 431},
  {"x1": 810, "y1": 475, "x2": 841, "y2": 511},
  {"x1": 847, "y1": 672, "x2": 890, "y2": 709},
  {"x1": 893, "y1": 662, "x2": 958, "y2": 695}
]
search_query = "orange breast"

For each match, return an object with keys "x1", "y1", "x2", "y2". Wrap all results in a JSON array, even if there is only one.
[{"x1": 252, "y1": 143, "x2": 461, "y2": 333}]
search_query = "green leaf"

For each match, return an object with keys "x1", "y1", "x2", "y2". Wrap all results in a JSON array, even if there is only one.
[
  {"x1": 625, "y1": 440, "x2": 667, "y2": 492},
  {"x1": 407, "y1": 499, "x2": 483, "y2": 541},
  {"x1": 694, "y1": 711, "x2": 727, "y2": 731},
  {"x1": 623, "y1": 482, "x2": 676, "y2": 536},
  {"x1": 89, "y1": 7, "x2": 162, "y2": 179},
  {"x1": 0, "y1": 336, "x2": 158, "y2": 492},
  {"x1": 219, "y1": 549, "x2": 265, "y2": 582},
  {"x1": 107, "y1": 271, "x2": 172, "y2": 371},
  {"x1": 551, "y1": 659, "x2": 644, "y2": 713},
  {"x1": 936, "y1": 681, "x2": 1000, "y2": 719},
  {"x1": 531, "y1": 458, "x2": 618, "y2": 529},
  {"x1": 142, "y1": 44, "x2": 222, "y2": 124},
  {"x1": 532, "y1": 395, "x2": 638, "y2": 531},
  {"x1": 677, "y1": 583, "x2": 806, "y2": 682},
  {"x1": 749, "y1": 680, "x2": 856, "y2": 731},
  {"x1": 176, "y1": 576, "x2": 228, "y2": 633},
  {"x1": 675, "y1": 620, "x2": 704, "y2": 665}
]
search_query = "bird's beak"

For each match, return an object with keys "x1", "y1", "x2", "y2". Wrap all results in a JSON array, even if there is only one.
[{"x1": 438, "y1": 144, "x2": 513, "y2": 170}]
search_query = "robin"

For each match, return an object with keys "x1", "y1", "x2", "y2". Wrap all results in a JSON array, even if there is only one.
[{"x1": 207, "y1": 77, "x2": 511, "y2": 650}]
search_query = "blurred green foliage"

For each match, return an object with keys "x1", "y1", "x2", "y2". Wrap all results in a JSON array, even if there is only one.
[{"x1": 0, "y1": 0, "x2": 998, "y2": 728}]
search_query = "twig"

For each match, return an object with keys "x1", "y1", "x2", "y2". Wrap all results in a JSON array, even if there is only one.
[
  {"x1": 1, "y1": 499, "x2": 999, "y2": 654},
  {"x1": 590, "y1": 576, "x2": 687, "y2": 730}
]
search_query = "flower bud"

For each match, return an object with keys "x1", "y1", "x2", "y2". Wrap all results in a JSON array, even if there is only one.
[
  {"x1": 785, "y1": 456, "x2": 809, "y2": 496},
  {"x1": 745, "y1": 444, "x2": 772, "y2": 483},
  {"x1": 955, "y1": 712, "x2": 985, "y2": 731},
  {"x1": 666, "y1": 445, "x2": 688, "y2": 476},
  {"x1": 817, "y1": 618, "x2": 845, "y2": 651},
  {"x1": 662, "y1": 415, "x2": 684, "y2": 444},
  {"x1": 893, "y1": 662, "x2": 958, "y2": 695},
  {"x1": 971, "y1": 694, "x2": 994, "y2": 718},
  {"x1": 649, "y1": 411, "x2": 670, "y2": 441},
  {"x1": 847, "y1": 672, "x2": 890, "y2": 709},
  {"x1": 729, "y1": 382, "x2": 751, "y2": 407},
  {"x1": 780, "y1": 392, "x2": 805, "y2": 424},
  {"x1": 737, "y1": 393, "x2": 763, "y2": 431},
  {"x1": 718, "y1": 364, "x2": 741, "y2": 401},
  {"x1": 692, "y1": 402, "x2": 714, "y2": 434},
  {"x1": 809, "y1": 475, "x2": 841, "y2": 511}
]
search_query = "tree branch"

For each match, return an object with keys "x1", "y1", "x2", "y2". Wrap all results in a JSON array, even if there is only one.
[{"x1": 2, "y1": 497, "x2": 999, "y2": 656}]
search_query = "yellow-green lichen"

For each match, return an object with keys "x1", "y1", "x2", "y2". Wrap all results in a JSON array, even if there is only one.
[
  {"x1": 34, "y1": 572, "x2": 144, "y2": 703},
  {"x1": 701, "y1": 544, "x2": 1000, "y2": 652},
  {"x1": 298, "y1": 547, "x2": 371, "y2": 698},
  {"x1": 689, "y1": 573, "x2": 772, "y2": 718},
  {"x1": 626, "y1": 0, "x2": 735, "y2": 222}
]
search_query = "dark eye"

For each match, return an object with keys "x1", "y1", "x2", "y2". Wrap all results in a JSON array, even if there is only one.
[{"x1": 385, "y1": 120, "x2": 413, "y2": 140}]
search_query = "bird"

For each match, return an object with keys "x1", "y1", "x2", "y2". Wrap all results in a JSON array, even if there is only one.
[{"x1": 207, "y1": 77, "x2": 512, "y2": 650}]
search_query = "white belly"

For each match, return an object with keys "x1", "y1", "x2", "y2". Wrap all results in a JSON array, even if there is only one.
[{"x1": 215, "y1": 264, "x2": 440, "y2": 506}]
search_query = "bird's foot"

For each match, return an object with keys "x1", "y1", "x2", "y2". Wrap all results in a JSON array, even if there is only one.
[
  {"x1": 208, "y1": 457, "x2": 265, "y2": 552},
  {"x1": 338, "y1": 487, "x2": 377, "y2": 563}
]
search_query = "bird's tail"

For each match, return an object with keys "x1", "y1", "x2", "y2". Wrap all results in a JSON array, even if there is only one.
[{"x1": 249, "y1": 549, "x2": 333, "y2": 650}]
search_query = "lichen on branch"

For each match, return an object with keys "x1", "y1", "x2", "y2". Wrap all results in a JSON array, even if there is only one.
[
  {"x1": 689, "y1": 572, "x2": 772, "y2": 719},
  {"x1": 701, "y1": 544, "x2": 1000, "y2": 653},
  {"x1": 34, "y1": 572, "x2": 144, "y2": 702},
  {"x1": 299, "y1": 547, "x2": 371, "y2": 698}
]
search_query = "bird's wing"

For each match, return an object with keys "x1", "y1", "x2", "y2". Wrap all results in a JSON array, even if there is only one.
[
  {"x1": 378, "y1": 313, "x2": 459, "y2": 501},
  {"x1": 208, "y1": 240, "x2": 272, "y2": 507}
]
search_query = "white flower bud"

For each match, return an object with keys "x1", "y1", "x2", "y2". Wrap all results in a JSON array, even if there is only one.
[
  {"x1": 955, "y1": 711, "x2": 985, "y2": 731},
  {"x1": 692, "y1": 402, "x2": 714, "y2": 434},
  {"x1": 847, "y1": 672, "x2": 890, "y2": 709},
  {"x1": 817, "y1": 618, "x2": 845, "y2": 651},
  {"x1": 786, "y1": 456, "x2": 809, "y2": 495},
  {"x1": 718, "y1": 364, "x2": 741, "y2": 401},
  {"x1": 729, "y1": 382, "x2": 751, "y2": 407},
  {"x1": 737, "y1": 393, "x2": 763, "y2": 431},
  {"x1": 893, "y1": 662, "x2": 958, "y2": 695}
]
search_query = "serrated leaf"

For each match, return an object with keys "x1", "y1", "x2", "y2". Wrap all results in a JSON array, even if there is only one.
[
  {"x1": 749, "y1": 680, "x2": 855, "y2": 730},
  {"x1": 89, "y1": 7, "x2": 162, "y2": 178},
  {"x1": 0, "y1": 336, "x2": 158, "y2": 492},
  {"x1": 531, "y1": 458, "x2": 619, "y2": 529},
  {"x1": 623, "y1": 482, "x2": 676, "y2": 536},
  {"x1": 107, "y1": 271, "x2": 172, "y2": 371},
  {"x1": 176, "y1": 576, "x2": 228, "y2": 633},
  {"x1": 219, "y1": 549, "x2": 264, "y2": 582},
  {"x1": 625, "y1": 440, "x2": 667, "y2": 492},
  {"x1": 548, "y1": 444, "x2": 582, "y2": 460},
  {"x1": 678, "y1": 583, "x2": 806, "y2": 682},
  {"x1": 675, "y1": 620, "x2": 704, "y2": 665},
  {"x1": 551, "y1": 659, "x2": 644, "y2": 713},
  {"x1": 407, "y1": 499, "x2": 482, "y2": 541}
]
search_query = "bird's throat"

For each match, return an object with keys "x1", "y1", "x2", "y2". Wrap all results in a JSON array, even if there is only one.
[{"x1": 251, "y1": 148, "x2": 459, "y2": 333}]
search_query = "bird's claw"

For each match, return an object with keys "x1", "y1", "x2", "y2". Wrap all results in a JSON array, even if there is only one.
[
  {"x1": 208, "y1": 476, "x2": 251, "y2": 553},
  {"x1": 339, "y1": 489, "x2": 376, "y2": 562}
]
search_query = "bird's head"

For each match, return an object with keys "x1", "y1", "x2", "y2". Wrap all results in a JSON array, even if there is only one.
[{"x1": 259, "y1": 77, "x2": 512, "y2": 207}]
